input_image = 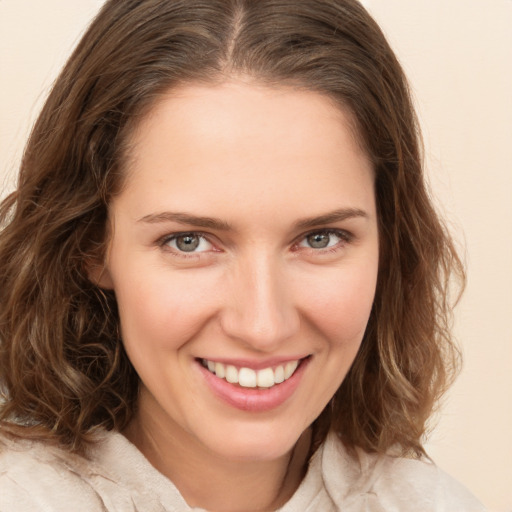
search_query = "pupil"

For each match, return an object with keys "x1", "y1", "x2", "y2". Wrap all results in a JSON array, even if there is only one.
[
  {"x1": 176, "y1": 234, "x2": 199, "y2": 252},
  {"x1": 308, "y1": 233, "x2": 329, "y2": 248}
]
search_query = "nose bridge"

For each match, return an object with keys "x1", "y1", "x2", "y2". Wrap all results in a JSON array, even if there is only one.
[{"x1": 220, "y1": 249, "x2": 299, "y2": 350}]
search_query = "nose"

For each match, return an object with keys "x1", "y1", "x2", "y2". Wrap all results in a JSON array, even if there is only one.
[{"x1": 219, "y1": 252, "x2": 300, "y2": 352}]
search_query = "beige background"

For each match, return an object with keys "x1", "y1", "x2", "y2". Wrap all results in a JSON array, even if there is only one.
[{"x1": 1, "y1": 1, "x2": 511, "y2": 510}]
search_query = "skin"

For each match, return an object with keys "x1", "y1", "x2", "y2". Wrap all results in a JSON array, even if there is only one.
[{"x1": 96, "y1": 80, "x2": 379, "y2": 511}]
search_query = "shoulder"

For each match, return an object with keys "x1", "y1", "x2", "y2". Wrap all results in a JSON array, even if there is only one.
[
  {"x1": 0, "y1": 430, "x2": 162, "y2": 512},
  {"x1": 369, "y1": 450, "x2": 486, "y2": 511},
  {"x1": 319, "y1": 432, "x2": 486, "y2": 511},
  {"x1": 0, "y1": 433, "x2": 108, "y2": 512},
  {"x1": 0, "y1": 429, "x2": 190, "y2": 511}
]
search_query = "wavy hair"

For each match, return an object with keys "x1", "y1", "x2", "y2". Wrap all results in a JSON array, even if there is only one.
[{"x1": 0, "y1": 0, "x2": 464, "y2": 455}]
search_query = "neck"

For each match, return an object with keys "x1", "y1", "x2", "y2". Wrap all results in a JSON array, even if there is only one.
[{"x1": 123, "y1": 404, "x2": 311, "y2": 511}]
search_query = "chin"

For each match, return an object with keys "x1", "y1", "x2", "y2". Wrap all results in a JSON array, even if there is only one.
[{"x1": 200, "y1": 421, "x2": 308, "y2": 462}]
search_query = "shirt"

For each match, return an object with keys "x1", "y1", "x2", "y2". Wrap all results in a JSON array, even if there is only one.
[{"x1": 0, "y1": 429, "x2": 485, "y2": 511}]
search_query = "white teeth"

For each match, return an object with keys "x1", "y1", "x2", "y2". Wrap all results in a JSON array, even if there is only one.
[
  {"x1": 284, "y1": 361, "x2": 299, "y2": 380},
  {"x1": 256, "y1": 367, "x2": 275, "y2": 388},
  {"x1": 274, "y1": 365, "x2": 285, "y2": 384},
  {"x1": 203, "y1": 359, "x2": 302, "y2": 388},
  {"x1": 215, "y1": 362, "x2": 226, "y2": 379},
  {"x1": 225, "y1": 365, "x2": 238, "y2": 384},
  {"x1": 239, "y1": 368, "x2": 257, "y2": 388}
]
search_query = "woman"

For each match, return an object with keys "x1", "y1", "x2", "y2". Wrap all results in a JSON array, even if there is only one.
[{"x1": 0, "y1": 0, "x2": 484, "y2": 510}]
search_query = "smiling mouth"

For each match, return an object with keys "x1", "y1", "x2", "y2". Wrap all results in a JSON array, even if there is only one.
[{"x1": 199, "y1": 358, "x2": 308, "y2": 389}]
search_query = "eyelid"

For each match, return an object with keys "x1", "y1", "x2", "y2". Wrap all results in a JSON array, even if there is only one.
[
  {"x1": 293, "y1": 228, "x2": 354, "y2": 251},
  {"x1": 156, "y1": 228, "x2": 353, "y2": 257},
  {"x1": 158, "y1": 231, "x2": 218, "y2": 254}
]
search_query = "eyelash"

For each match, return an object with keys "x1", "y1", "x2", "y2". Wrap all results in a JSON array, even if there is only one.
[
  {"x1": 157, "y1": 228, "x2": 353, "y2": 259},
  {"x1": 293, "y1": 229, "x2": 353, "y2": 253},
  {"x1": 158, "y1": 232, "x2": 214, "y2": 259}
]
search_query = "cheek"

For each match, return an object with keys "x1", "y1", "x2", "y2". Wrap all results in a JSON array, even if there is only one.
[
  {"x1": 114, "y1": 270, "x2": 219, "y2": 354},
  {"x1": 299, "y1": 265, "x2": 377, "y2": 344}
]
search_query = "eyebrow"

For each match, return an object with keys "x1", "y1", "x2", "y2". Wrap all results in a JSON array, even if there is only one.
[
  {"x1": 138, "y1": 211, "x2": 232, "y2": 231},
  {"x1": 293, "y1": 208, "x2": 368, "y2": 230},
  {"x1": 138, "y1": 207, "x2": 367, "y2": 231}
]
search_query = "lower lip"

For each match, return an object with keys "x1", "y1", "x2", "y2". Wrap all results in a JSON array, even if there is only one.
[{"x1": 197, "y1": 358, "x2": 310, "y2": 412}]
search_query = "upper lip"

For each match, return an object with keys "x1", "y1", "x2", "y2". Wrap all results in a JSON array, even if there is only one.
[{"x1": 198, "y1": 355, "x2": 310, "y2": 370}]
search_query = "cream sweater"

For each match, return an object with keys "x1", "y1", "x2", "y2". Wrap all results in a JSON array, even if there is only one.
[{"x1": 0, "y1": 430, "x2": 485, "y2": 511}]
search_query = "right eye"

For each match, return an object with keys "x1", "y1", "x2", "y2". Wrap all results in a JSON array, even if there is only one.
[{"x1": 163, "y1": 233, "x2": 214, "y2": 253}]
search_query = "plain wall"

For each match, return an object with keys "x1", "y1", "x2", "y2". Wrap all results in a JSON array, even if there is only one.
[{"x1": 1, "y1": 1, "x2": 511, "y2": 510}]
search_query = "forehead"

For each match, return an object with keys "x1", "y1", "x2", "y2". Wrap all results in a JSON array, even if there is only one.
[{"x1": 115, "y1": 81, "x2": 375, "y2": 223}]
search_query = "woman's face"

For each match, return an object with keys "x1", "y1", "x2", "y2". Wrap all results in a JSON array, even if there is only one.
[{"x1": 100, "y1": 81, "x2": 379, "y2": 461}]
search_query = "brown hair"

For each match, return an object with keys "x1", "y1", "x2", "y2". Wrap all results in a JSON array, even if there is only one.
[{"x1": 0, "y1": 0, "x2": 464, "y2": 456}]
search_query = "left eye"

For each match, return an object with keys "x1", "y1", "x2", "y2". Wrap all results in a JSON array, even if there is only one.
[
  {"x1": 165, "y1": 233, "x2": 213, "y2": 253},
  {"x1": 298, "y1": 231, "x2": 346, "y2": 249}
]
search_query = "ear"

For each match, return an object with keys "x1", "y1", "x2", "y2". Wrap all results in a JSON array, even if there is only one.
[{"x1": 86, "y1": 259, "x2": 115, "y2": 290}]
